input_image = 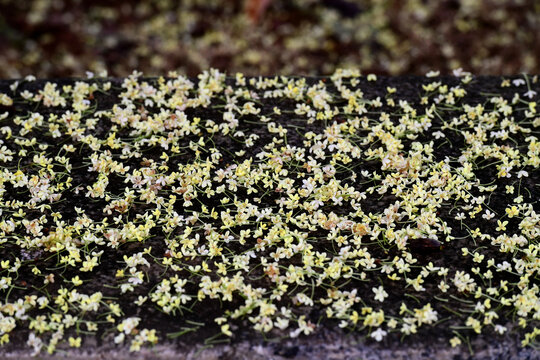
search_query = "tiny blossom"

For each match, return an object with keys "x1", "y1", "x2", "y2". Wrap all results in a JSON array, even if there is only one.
[
  {"x1": 450, "y1": 336, "x2": 461, "y2": 347},
  {"x1": 523, "y1": 90, "x2": 537, "y2": 99},
  {"x1": 455, "y1": 212, "x2": 466, "y2": 220},
  {"x1": 372, "y1": 286, "x2": 389, "y2": 302},
  {"x1": 433, "y1": 130, "x2": 445, "y2": 139},
  {"x1": 482, "y1": 210, "x2": 495, "y2": 220},
  {"x1": 517, "y1": 170, "x2": 528, "y2": 178},
  {"x1": 494, "y1": 325, "x2": 507, "y2": 334},
  {"x1": 370, "y1": 328, "x2": 387, "y2": 342}
]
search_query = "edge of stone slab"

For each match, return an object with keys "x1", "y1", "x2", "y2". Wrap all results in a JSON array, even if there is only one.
[{"x1": 1, "y1": 329, "x2": 538, "y2": 360}]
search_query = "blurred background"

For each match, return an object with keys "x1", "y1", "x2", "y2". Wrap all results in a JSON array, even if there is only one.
[{"x1": 0, "y1": 0, "x2": 539, "y2": 79}]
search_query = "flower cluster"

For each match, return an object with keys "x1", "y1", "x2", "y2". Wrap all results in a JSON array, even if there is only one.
[{"x1": 0, "y1": 70, "x2": 538, "y2": 354}]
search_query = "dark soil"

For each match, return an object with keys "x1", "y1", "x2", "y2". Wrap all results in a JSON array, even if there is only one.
[{"x1": 0, "y1": 75, "x2": 538, "y2": 359}]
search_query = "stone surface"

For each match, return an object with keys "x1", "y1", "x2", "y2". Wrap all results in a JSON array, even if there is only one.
[{"x1": 2, "y1": 327, "x2": 538, "y2": 360}]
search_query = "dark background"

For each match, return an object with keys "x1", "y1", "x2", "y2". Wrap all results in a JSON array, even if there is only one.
[{"x1": 0, "y1": 0, "x2": 539, "y2": 79}]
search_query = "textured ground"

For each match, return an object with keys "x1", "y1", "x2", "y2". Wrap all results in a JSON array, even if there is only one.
[
  {"x1": 0, "y1": 73, "x2": 538, "y2": 359},
  {"x1": 1, "y1": 327, "x2": 538, "y2": 360}
]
